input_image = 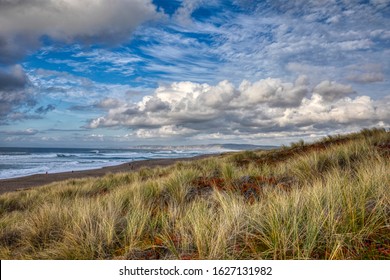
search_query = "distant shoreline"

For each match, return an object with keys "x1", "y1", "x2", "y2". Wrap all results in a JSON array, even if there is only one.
[{"x1": 0, "y1": 154, "x2": 217, "y2": 195}]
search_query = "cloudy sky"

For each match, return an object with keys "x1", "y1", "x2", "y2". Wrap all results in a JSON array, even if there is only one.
[{"x1": 0, "y1": 0, "x2": 389, "y2": 147}]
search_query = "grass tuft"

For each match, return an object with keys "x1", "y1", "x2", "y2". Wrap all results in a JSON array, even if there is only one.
[{"x1": 0, "y1": 128, "x2": 389, "y2": 259}]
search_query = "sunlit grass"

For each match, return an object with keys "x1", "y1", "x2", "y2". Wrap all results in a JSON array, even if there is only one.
[{"x1": 0, "y1": 128, "x2": 389, "y2": 259}]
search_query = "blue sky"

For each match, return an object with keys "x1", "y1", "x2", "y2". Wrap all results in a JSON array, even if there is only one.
[{"x1": 0, "y1": 0, "x2": 389, "y2": 147}]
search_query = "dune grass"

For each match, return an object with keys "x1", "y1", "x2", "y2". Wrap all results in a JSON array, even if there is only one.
[{"x1": 0, "y1": 128, "x2": 389, "y2": 259}]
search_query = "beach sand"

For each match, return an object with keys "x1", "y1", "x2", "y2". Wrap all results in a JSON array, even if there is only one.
[{"x1": 0, "y1": 154, "x2": 216, "y2": 195}]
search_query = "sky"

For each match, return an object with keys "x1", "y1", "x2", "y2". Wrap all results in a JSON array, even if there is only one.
[{"x1": 0, "y1": 0, "x2": 389, "y2": 148}]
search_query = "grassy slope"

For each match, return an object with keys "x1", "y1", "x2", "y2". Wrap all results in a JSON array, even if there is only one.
[{"x1": 0, "y1": 128, "x2": 389, "y2": 259}]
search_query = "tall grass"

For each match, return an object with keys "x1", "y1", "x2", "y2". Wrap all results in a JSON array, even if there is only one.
[{"x1": 0, "y1": 128, "x2": 389, "y2": 259}]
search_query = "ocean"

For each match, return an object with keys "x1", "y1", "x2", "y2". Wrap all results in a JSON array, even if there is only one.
[{"x1": 0, "y1": 147, "x2": 223, "y2": 179}]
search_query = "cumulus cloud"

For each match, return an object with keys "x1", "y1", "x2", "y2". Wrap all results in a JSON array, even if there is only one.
[
  {"x1": 237, "y1": 77, "x2": 308, "y2": 107},
  {"x1": 86, "y1": 77, "x2": 389, "y2": 139},
  {"x1": 0, "y1": 0, "x2": 160, "y2": 64},
  {"x1": 280, "y1": 94, "x2": 383, "y2": 128},
  {"x1": 312, "y1": 80, "x2": 355, "y2": 102}
]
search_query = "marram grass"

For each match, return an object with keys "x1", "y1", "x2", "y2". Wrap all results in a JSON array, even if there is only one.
[{"x1": 0, "y1": 128, "x2": 389, "y2": 259}]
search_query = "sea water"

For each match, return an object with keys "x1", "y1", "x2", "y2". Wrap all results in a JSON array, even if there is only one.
[{"x1": 0, "y1": 147, "x2": 221, "y2": 179}]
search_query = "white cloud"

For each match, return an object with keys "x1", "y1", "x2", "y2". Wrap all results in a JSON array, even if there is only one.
[
  {"x1": 237, "y1": 77, "x2": 308, "y2": 107},
  {"x1": 28, "y1": 68, "x2": 137, "y2": 105},
  {"x1": 370, "y1": 29, "x2": 390, "y2": 40},
  {"x1": 280, "y1": 94, "x2": 383, "y2": 127},
  {"x1": 71, "y1": 48, "x2": 143, "y2": 76},
  {"x1": 173, "y1": 0, "x2": 220, "y2": 25},
  {"x1": 86, "y1": 77, "x2": 389, "y2": 139},
  {"x1": 338, "y1": 39, "x2": 373, "y2": 51}
]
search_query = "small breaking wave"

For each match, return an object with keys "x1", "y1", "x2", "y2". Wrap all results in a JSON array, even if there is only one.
[{"x1": 57, "y1": 154, "x2": 78, "y2": 158}]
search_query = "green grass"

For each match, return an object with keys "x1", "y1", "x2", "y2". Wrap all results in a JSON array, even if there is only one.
[{"x1": 0, "y1": 128, "x2": 389, "y2": 259}]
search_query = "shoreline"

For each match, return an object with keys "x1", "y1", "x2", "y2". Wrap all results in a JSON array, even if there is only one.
[{"x1": 0, "y1": 154, "x2": 218, "y2": 195}]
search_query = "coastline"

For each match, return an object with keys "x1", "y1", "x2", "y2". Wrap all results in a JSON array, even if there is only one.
[{"x1": 0, "y1": 154, "x2": 217, "y2": 195}]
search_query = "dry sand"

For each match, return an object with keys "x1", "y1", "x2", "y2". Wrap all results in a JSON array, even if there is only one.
[{"x1": 0, "y1": 154, "x2": 216, "y2": 195}]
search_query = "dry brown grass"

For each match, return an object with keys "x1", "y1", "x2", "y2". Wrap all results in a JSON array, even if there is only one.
[{"x1": 0, "y1": 128, "x2": 389, "y2": 259}]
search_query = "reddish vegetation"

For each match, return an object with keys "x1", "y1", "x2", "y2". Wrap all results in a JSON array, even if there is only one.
[
  {"x1": 314, "y1": 231, "x2": 390, "y2": 260},
  {"x1": 134, "y1": 234, "x2": 185, "y2": 260},
  {"x1": 168, "y1": 233, "x2": 181, "y2": 246},
  {"x1": 179, "y1": 253, "x2": 198, "y2": 260},
  {"x1": 154, "y1": 233, "x2": 181, "y2": 247},
  {"x1": 375, "y1": 143, "x2": 390, "y2": 157},
  {"x1": 360, "y1": 232, "x2": 390, "y2": 259},
  {"x1": 153, "y1": 237, "x2": 163, "y2": 246},
  {"x1": 125, "y1": 248, "x2": 161, "y2": 260},
  {"x1": 190, "y1": 175, "x2": 293, "y2": 203}
]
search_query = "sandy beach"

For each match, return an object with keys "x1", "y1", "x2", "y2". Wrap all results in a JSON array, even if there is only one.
[{"x1": 0, "y1": 154, "x2": 216, "y2": 195}]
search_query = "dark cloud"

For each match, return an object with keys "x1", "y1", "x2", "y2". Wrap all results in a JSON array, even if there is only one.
[
  {"x1": 144, "y1": 97, "x2": 171, "y2": 112},
  {"x1": 0, "y1": 0, "x2": 160, "y2": 65},
  {"x1": 68, "y1": 104, "x2": 94, "y2": 111},
  {"x1": 0, "y1": 65, "x2": 35, "y2": 123},
  {"x1": 0, "y1": 35, "x2": 40, "y2": 65},
  {"x1": 69, "y1": 98, "x2": 126, "y2": 112},
  {"x1": 6, "y1": 112, "x2": 42, "y2": 122},
  {"x1": 0, "y1": 64, "x2": 28, "y2": 89},
  {"x1": 346, "y1": 72, "x2": 384, "y2": 84},
  {"x1": 35, "y1": 104, "x2": 55, "y2": 114}
]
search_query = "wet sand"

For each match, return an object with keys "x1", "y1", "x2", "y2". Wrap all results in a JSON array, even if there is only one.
[{"x1": 0, "y1": 154, "x2": 217, "y2": 195}]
